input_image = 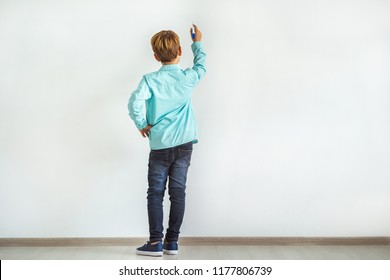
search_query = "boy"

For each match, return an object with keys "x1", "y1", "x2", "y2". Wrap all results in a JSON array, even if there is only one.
[{"x1": 128, "y1": 24, "x2": 206, "y2": 256}]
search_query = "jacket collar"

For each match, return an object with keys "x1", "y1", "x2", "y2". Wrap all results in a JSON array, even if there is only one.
[{"x1": 159, "y1": 64, "x2": 180, "y2": 71}]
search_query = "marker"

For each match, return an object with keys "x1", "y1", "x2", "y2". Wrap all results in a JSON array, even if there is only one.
[{"x1": 191, "y1": 23, "x2": 196, "y2": 39}]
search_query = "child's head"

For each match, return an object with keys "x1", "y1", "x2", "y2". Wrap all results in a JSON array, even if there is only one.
[{"x1": 151, "y1": 30, "x2": 181, "y2": 63}]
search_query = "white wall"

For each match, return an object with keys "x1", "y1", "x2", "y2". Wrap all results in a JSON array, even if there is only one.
[{"x1": 1, "y1": 0, "x2": 389, "y2": 238}]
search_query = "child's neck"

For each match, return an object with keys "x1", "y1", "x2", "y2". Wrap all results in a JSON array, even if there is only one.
[{"x1": 162, "y1": 57, "x2": 180, "y2": 65}]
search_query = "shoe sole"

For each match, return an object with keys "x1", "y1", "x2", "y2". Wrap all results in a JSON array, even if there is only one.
[
  {"x1": 163, "y1": 249, "x2": 178, "y2": 255},
  {"x1": 136, "y1": 250, "x2": 163, "y2": 257}
]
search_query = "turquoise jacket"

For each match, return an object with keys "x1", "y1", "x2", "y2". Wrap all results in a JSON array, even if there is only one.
[{"x1": 128, "y1": 42, "x2": 206, "y2": 150}]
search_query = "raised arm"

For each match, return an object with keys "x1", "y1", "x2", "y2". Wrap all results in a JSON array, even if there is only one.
[{"x1": 189, "y1": 24, "x2": 206, "y2": 83}]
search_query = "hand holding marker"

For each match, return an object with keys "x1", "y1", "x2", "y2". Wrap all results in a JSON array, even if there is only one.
[{"x1": 191, "y1": 23, "x2": 202, "y2": 42}]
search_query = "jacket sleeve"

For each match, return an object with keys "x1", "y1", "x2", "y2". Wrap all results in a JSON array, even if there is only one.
[
  {"x1": 186, "y1": 41, "x2": 206, "y2": 86},
  {"x1": 128, "y1": 76, "x2": 151, "y2": 130}
]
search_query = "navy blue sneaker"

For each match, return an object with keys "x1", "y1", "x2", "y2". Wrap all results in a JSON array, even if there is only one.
[
  {"x1": 163, "y1": 240, "x2": 178, "y2": 255},
  {"x1": 136, "y1": 241, "x2": 163, "y2": 257}
]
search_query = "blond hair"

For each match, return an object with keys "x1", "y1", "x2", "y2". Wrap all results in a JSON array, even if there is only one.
[{"x1": 151, "y1": 30, "x2": 180, "y2": 63}]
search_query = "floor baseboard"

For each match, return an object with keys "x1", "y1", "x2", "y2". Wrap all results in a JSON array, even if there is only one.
[{"x1": 0, "y1": 237, "x2": 389, "y2": 247}]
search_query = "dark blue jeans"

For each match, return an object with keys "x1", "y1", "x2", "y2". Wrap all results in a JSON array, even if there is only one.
[{"x1": 147, "y1": 141, "x2": 193, "y2": 242}]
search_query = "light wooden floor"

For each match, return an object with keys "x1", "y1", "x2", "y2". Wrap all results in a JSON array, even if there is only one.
[{"x1": 1, "y1": 245, "x2": 389, "y2": 260}]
